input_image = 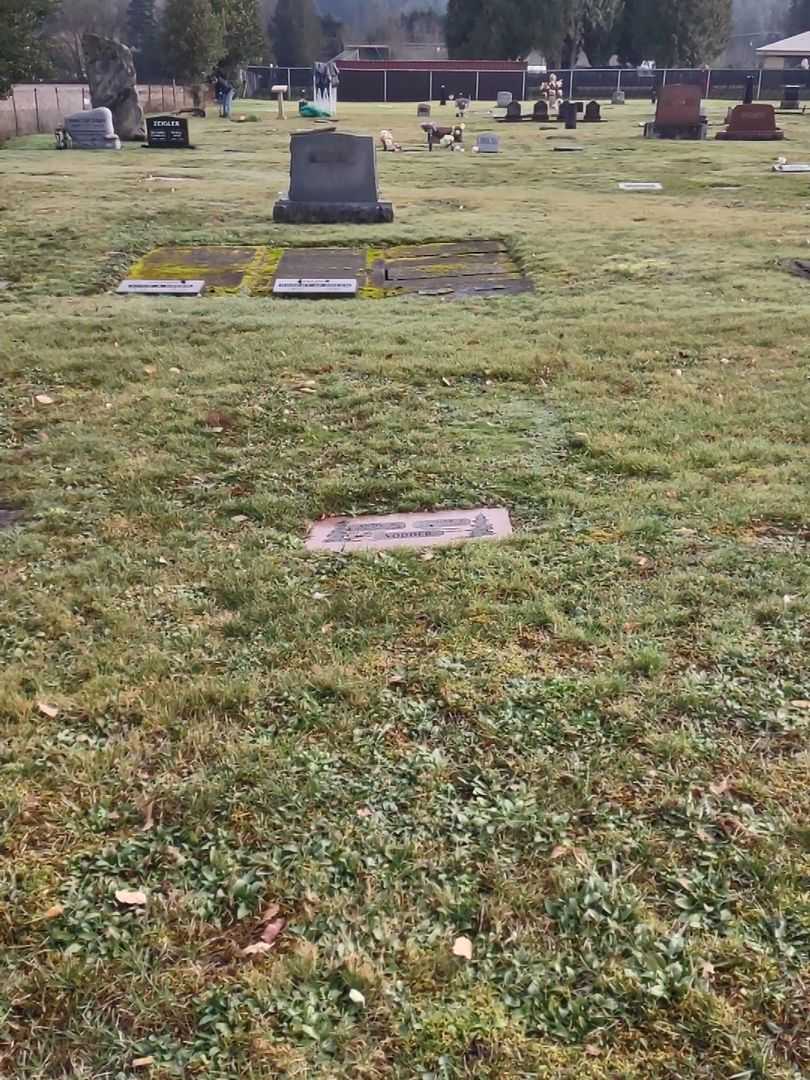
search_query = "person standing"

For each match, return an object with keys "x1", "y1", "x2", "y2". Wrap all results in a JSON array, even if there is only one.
[{"x1": 215, "y1": 72, "x2": 234, "y2": 118}]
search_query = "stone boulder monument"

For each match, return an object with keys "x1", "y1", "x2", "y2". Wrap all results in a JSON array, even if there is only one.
[{"x1": 82, "y1": 33, "x2": 146, "y2": 142}]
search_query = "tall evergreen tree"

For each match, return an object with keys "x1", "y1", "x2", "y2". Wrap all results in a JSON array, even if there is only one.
[
  {"x1": 618, "y1": 0, "x2": 732, "y2": 65},
  {"x1": 162, "y1": 0, "x2": 224, "y2": 82},
  {"x1": 270, "y1": 0, "x2": 323, "y2": 66},
  {"x1": 213, "y1": 0, "x2": 265, "y2": 74},
  {"x1": 788, "y1": 0, "x2": 810, "y2": 35},
  {"x1": 0, "y1": 0, "x2": 56, "y2": 95},
  {"x1": 127, "y1": 0, "x2": 161, "y2": 80}
]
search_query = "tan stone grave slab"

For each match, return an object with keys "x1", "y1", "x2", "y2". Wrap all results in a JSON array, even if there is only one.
[{"x1": 306, "y1": 508, "x2": 512, "y2": 552}]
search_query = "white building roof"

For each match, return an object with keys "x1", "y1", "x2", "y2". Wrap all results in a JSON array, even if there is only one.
[{"x1": 756, "y1": 30, "x2": 810, "y2": 57}]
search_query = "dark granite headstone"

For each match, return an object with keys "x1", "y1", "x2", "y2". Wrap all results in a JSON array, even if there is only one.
[
  {"x1": 504, "y1": 100, "x2": 522, "y2": 122},
  {"x1": 744, "y1": 75, "x2": 755, "y2": 105},
  {"x1": 533, "y1": 100, "x2": 549, "y2": 122},
  {"x1": 583, "y1": 100, "x2": 602, "y2": 122},
  {"x1": 781, "y1": 85, "x2": 801, "y2": 109},
  {"x1": 558, "y1": 101, "x2": 577, "y2": 128},
  {"x1": 417, "y1": 102, "x2": 431, "y2": 118},
  {"x1": 145, "y1": 115, "x2": 191, "y2": 148},
  {"x1": 273, "y1": 131, "x2": 393, "y2": 223}
]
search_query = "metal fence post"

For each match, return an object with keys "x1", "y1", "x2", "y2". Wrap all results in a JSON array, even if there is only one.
[
  {"x1": 757, "y1": 69, "x2": 763, "y2": 100},
  {"x1": 429, "y1": 71, "x2": 433, "y2": 100},
  {"x1": 662, "y1": 68, "x2": 668, "y2": 86},
  {"x1": 383, "y1": 69, "x2": 387, "y2": 102},
  {"x1": 475, "y1": 71, "x2": 480, "y2": 100},
  {"x1": 522, "y1": 69, "x2": 527, "y2": 99},
  {"x1": 705, "y1": 69, "x2": 712, "y2": 97},
  {"x1": 617, "y1": 68, "x2": 622, "y2": 91},
  {"x1": 55, "y1": 86, "x2": 60, "y2": 116},
  {"x1": 12, "y1": 89, "x2": 19, "y2": 135},
  {"x1": 569, "y1": 69, "x2": 574, "y2": 98},
  {"x1": 34, "y1": 87, "x2": 41, "y2": 132}
]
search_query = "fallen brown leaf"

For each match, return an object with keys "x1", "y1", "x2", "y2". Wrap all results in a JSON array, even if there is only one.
[
  {"x1": 243, "y1": 941, "x2": 274, "y2": 957},
  {"x1": 115, "y1": 889, "x2": 148, "y2": 907},
  {"x1": 44, "y1": 904, "x2": 64, "y2": 919},
  {"x1": 132, "y1": 1057, "x2": 155, "y2": 1069},
  {"x1": 205, "y1": 410, "x2": 235, "y2": 430},
  {"x1": 260, "y1": 903, "x2": 280, "y2": 923},
  {"x1": 36, "y1": 701, "x2": 59, "y2": 719},
  {"x1": 791, "y1": 700, "x2": 810, "y2": 710},
  {"x1": 34, "y1": 394, "x2": 54, "y2": 405},
  {"x1": 709, "y1": 778, "x2": 730, "y2": 797},
  {"x1": 143, "y1": 365, "x2": 157, "y2": 376},
  {"x1": 260, "y1": 917, "x2": 287, "y2": 945},
  {"x1": 452, "y1": 936, "x2": 473, "y2": 960}
]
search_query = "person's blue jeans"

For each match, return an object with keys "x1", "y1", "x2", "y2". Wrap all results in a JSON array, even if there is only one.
[{"x1": 221, "y1": 90, "x2": 234, "y2": 117}]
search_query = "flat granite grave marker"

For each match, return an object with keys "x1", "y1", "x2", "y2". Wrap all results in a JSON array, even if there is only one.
[
  {"x1": 306, "y1": 508, "x2": 512, "y2": 552},
  {"x1": 273, "y1": 131, "x2": 393, "y2": 224},
  {"x1": 618, "y1": 181, "x2": 662, "y2": 191},
  {"x1": 64, "y1": 107, "x2": 121, "y2": 150},
  {"x1": 273, "y1": 278, "x2": 357, "y2": 297},
  {"x1": 145, "y1": 115, "x2": 192, "y2": 148},
  {"x1": 717, "y1": 104, "x2": 783, "y2": 141},
  {"x1": 117, "y1": 279, "x2": 205, "y2": 295}
]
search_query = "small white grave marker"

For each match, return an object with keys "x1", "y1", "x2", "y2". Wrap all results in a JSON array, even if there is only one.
[
  {"x1": 273, "y1": 278, "x2": 358, "y2": 298},
  {"x1": 618, "y1": 182, "x2": 663, "y2": 191},
  {"x1": 772, "y1": 163, "x2": 810, "y2": 173},
  {"x1": 475, "y1": 133, "x2": 500, "y2": 154},
  {"x1": 117, "y1": 279, "x2": 205, "y2": 296}
]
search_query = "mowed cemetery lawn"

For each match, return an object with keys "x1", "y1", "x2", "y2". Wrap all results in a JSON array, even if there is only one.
[{"x1": 1, "y1": 97, "x2": 809, "y2": 1079}]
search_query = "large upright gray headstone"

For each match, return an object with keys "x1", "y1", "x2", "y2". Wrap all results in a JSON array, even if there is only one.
[
  {"x1": 273, "y1": 131, "x2": 393, "y2": 223},
  {"x1": 83, "y1": 33, "x2": 146, "y2": 141},
  {"x1": 64, "y1": 107, "x2": 121, "y2": 150}
]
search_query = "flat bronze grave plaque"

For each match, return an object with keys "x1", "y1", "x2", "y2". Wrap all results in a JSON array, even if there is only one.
[{"x1": 306, "y1": 508, "x2": 512, "y2": 552}]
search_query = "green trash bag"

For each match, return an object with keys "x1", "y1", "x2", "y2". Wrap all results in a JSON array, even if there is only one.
[{"x1": 298, "y1": 100, "x2": 332, "y2": 119}]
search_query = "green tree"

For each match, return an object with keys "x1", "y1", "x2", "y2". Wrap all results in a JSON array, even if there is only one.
[
  {"x1": 0, "y1": 0, "x2": 55, "y2": 96},
  {"x1": 446, "y1": 0, "x2": 534, "y2": 60},
  {"x1": 788, "y1": 0, "x2": 810, "y2": 35},
  {"x1": 127, "y1": 0, "x2": 162, "y2": 80},
  {"x1": 618, "y1": 0, "x2": 732, "y2": 65},
  {"x1": 213, "y1": 0, "x2": 265, "y2": 74},
  {"x1": 270, "y1": 0, "x2": 323, "y2": 66},
  {"x1": 162, "y1": 0, "x2": 224, "y2": 82}
]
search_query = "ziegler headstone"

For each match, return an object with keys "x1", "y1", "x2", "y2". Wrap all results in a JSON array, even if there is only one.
[
  {"x1": 64, "y1": 107, "x2": 121, "y2": 150},
  {"x1": 273, "y1": 131, "x2": 394, "y2": 224},
  {"x1": 145, "y1": 115, "x2": 192, "y2": 149}
]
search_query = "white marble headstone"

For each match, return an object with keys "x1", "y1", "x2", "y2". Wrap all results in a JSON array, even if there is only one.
[{"x1": 64, "y1": 107, "x2": 121, "y2": 150}]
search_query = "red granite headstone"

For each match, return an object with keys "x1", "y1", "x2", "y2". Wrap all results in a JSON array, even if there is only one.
[
  {"x1": 655, "y1": 84, "x2": 702, "y2": 127},
  {"x1": 716, "y1": 104, "x2": 784, "y2": 141}
]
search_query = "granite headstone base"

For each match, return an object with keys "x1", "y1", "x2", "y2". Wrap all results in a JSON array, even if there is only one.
[
  {"x1": 643, "y1": 121, "x2": 707, "y2": 140},
  {"x1": 273, "y1": 199, "x2": 394, "y2": 224}
]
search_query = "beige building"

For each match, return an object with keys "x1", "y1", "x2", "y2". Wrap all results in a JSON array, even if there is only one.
[{"x1": 756, "y1": 31, "x2": 810, "y2": 69}]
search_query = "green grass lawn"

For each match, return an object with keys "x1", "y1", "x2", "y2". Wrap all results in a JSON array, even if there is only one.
[{"x1": 1, "y1": 98, "x2": 809, "y2": 1079}]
